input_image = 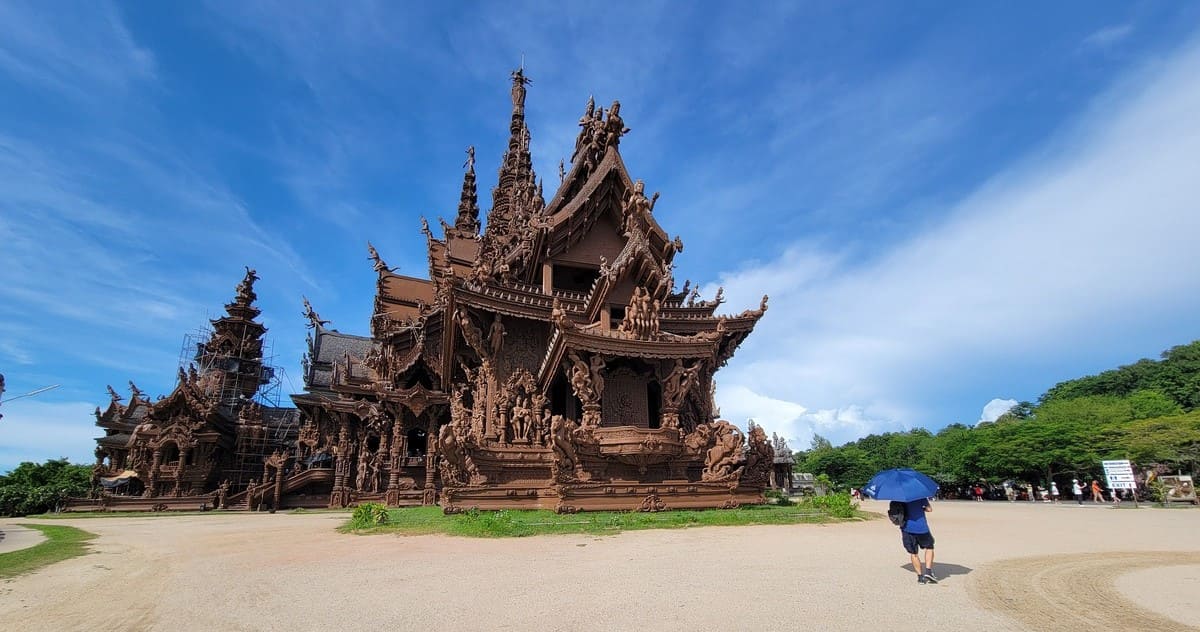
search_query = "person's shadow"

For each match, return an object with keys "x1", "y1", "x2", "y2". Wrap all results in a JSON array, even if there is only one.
[{"x1": 898, "y1": 563, "x2": 973, "y2": 578}]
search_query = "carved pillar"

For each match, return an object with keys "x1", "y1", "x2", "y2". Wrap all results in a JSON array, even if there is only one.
[
  {"x1": 542, "y1": 262, "x2": 553, "y2": 294},
  {"x1": 145, "y1": 449, "x2": 162, "y2": 497},
  {"x1": 273, "y1": 465, "x2": 283, "y2": 512},
  {"x1": 330, "y1": 418, "x2": 351, "y2": 508},
  {"x1": 386, "y1": 418, "x2": 404, "y2": 506},
  {"x1": 423, "y1": 414, "x2": 437, "y2": 505}
]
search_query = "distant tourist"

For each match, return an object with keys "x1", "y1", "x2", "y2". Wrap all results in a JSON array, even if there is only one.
[
  {"x1": 1091, "y1": 480, "x2": 1104, "y2": 503},
  {"x1": 1111, "y1": 488, "x2": 1122, "y2": 504},
  {"x1": 973, "y1": 484, "x2": 984, "y2": 501},
  {"x1": 900, "y1": 497, "x2": 938, "y2": 584},
  {"x1": 1072, "y1": 479, "x2": 1084, "y2": 505},
  {"x1": 1004, "y1": 482, "x2": 1015, "y2": 502},
  {"x1": 1050, "y1": 482, "x2": 1060, "y2": 503}
]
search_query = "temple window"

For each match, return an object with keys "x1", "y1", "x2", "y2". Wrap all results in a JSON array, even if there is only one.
[
  {"x1": 647, "y1": 382, "x2": 662, "y2": 429},
  {"x1": 552, "y1": 264, "x2": 599, "y2": 293}
]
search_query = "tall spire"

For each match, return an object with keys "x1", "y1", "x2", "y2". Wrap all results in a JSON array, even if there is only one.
[
  {"x1": 487, "y1": 67, "x2": 540, "y2": 236},
  {"x1": 455, "y1": 145, "x2": 480, "y2": 233}
]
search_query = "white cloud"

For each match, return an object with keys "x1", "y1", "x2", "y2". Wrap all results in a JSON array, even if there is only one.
[
  {"x1": 979, "y1": 398, "x2": 1018, "y2": 424},
  {"x1": 0, "y1": 400, "x2": 98, "y2": 471},
  {"x1": 1082, "y1": 24, "x2": 1134, "y2": 51},
  {"x1": 714, "y1": 37, "x2": 1200, "y2": 445}
]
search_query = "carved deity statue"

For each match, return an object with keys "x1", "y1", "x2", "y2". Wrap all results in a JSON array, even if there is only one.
[
  {"x1": 511, "y1": 67, "x2": 532, "y2": 116},
  {"x1": 701, "y1": 421, "x2": 745, "y2": 482},
  {"x1": 236, "y1": 266, "x2": 259, "y2": 303},
  {"x1": 549, "y1": 415, "x2": 579, "y2": 482},
  {"x1": 106, "y1": 385, "x2": 123, "y2": 403},
  {"x1": 437, "y1": 424, "x2": 480, "y2": 487},
  {"x1": 487, "y1": 314, "x2": 506, "y2": 358}
]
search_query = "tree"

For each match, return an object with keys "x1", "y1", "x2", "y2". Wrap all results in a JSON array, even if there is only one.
[{"x1": 0, "y1": 459, "x2": 91, "y2": 516}]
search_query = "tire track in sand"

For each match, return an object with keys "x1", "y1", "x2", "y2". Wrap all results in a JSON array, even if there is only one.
[{"x1": 968, "y1": 551, "x2": 1200, "y2": 632}]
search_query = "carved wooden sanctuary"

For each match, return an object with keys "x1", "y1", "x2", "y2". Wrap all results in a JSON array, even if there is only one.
[
  {"x1": 83, "y1": 269, "x2": 301, "y2": 511},
  {"x1": 292, "y1": 70, "x2": 771, "y2": 512},
  {"x1": 80, "y1": 71, "x2": 771, "y2": 513}
]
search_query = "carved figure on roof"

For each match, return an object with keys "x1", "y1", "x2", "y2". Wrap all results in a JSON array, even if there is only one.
[
  {"x1": 107, "y1": 385, "x2": 123, "y2": 403},
  {"x1": 463, "y1": 145, "x2": 475, "y2": 172},
  {"x1": 235, "y1": 266, "x2": 259, "y2": 304},
  {"x1": 367, "y1": 241, "x2": 395, "y2": 274},
  {"x1": 128, "y1": 381, "x2": 143, "y2": 401},
  {"x1": 573, "y1": 95, "x2": 596, "y2": 159},
  {"x1": 686, "y1": 287, "x2": 699, "y2": 307},
  {"x1": 301, "y1": 296, "x2": 331, "y2": 329},
  {"x1": 605, "y1": 100, "x2": 630, "y2": 148},
  {"x1": 620, "y1": 287, "x2": 660, "y2": 340}
]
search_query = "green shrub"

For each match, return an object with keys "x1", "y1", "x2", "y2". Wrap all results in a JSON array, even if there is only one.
[
  {"x1": 804, "y1": 492, "x2": 857, "y2": 518},
  {"x1": 349, "y1": 502, "x2": 390, "y2": 529}
]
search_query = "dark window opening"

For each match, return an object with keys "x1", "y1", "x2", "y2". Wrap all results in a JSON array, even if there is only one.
[
  {"x1": 404, "y1": 365, "x2": 434, "y2": 389},
  {"x1": 647, "y1": 382, "x2": 662, "y2": 429},
  {"x1": 610, "y1": 306, "x2": 626, "y2": 324},
  {"x1": 553, "y1": 264, "x2": 601, "y2": 293},
  {"x1": 406, "y1": 428, "x2": 427, "y2": 457},
  {"x1": 160, "y1": 443, "x2": 179, "y2": 465},
  {"x1": 549, "y1": 372, "x2": 580, "y2": 420},
  {"x1": 365, "y1": 435, "x2": 381, "y2": 453}
]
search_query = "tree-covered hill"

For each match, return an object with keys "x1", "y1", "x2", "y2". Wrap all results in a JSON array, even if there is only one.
[{"x1": 797, "y1": 340, "x2": 1200, "y2": 491}]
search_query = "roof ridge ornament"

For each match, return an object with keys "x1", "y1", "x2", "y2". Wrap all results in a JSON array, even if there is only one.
[{"x1": 366, "y1": 241, "x2": 396, "y2": 274}]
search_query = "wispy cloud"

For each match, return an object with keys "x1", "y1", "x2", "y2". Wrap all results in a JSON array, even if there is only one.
[
  {"x1": 1082, "y1": 24, "x2": 1134, "y2": 51},
  {"x1": 0, "y1": 1, "x2": 154, "y2": 98},
  {"x1": 716, "y1": 37, "x2": 1200, "y2": 446}
]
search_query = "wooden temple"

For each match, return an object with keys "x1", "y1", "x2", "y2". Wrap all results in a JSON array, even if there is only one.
[{"x1": 79, "y1": 71, "x2": 772, "y2": 513}]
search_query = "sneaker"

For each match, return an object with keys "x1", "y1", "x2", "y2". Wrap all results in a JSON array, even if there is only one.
[
  {"x1": 923, "y1": 572, "x2": 938, "y2": 584},
  {"x1": 918, "y1": 574, "x2": 928, "y2": 584}
]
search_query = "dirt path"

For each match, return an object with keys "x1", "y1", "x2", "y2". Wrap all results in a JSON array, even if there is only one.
[
  {"x1": 0, "y1": 502, "x2": 1196, "y2": 631},
  {"x1": 969, "y1": 551, "x2": 1200, "y2": 631}
]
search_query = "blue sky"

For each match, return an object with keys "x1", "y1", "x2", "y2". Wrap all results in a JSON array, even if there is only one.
[{"x1": 3, "y1": 2, "x2": 1200, "y2": 470}]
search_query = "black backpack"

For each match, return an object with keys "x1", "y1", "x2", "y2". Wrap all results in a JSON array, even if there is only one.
[{"x1": 887, "y1": 501, "x2": 907, "y2": 527}]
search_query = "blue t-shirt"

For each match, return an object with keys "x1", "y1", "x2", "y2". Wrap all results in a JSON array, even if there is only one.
[{"x1": 902, "y1": 499, "x2": 930, "y2": 534}]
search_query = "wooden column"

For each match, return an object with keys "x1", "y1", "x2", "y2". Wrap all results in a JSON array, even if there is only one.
[
  {"x1": 542, "y1": 262, "x2": 553, "y2": 294},
  {"x1": 423, "y1": 414, "x2": 437, "y2": 505}
]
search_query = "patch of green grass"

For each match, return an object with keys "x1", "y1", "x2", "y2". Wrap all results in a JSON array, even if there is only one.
[
  {"x1": 0, "y1": 524, "x2": 97, "y2": 579},
  {"x1": 343, "y1": 499, "x2": 868, "y2": 538}
]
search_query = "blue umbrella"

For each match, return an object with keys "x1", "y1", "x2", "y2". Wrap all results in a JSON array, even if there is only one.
[{"x1": 863, "y1": 468, "x2": 939, "y2": 502}]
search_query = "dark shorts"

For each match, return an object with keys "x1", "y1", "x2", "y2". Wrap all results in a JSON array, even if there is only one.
[{"x1": 902, "y1": 530, "x2": 935, "y2": 554}]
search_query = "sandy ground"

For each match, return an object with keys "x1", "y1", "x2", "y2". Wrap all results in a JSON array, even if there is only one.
[{"x1": 1, "y1": 500, "x2": 1197, "y2": 632}]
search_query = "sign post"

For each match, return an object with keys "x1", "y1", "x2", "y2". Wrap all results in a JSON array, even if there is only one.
[{"x1": 1102, "y1": 459, "x2": 1138, "y2": 508}]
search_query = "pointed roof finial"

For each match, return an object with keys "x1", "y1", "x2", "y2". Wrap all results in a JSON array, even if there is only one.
[
  {"x1": 235, "y1": 266, "x2": 259, "y2": 305},
  {"x1": 456, "y1": 146, "x2": 480, "y2": 233},
  {"x1": 510, "y1": 67, "x2": 531, "y2": 117}
]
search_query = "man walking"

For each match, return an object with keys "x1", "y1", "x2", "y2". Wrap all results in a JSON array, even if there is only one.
[
  {"x1": 901, "y1": 496, "x2": 937, "y2": 584},
  {"x1": 1072, "y1": 478, "x2": 1084, "y2": 505}
]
